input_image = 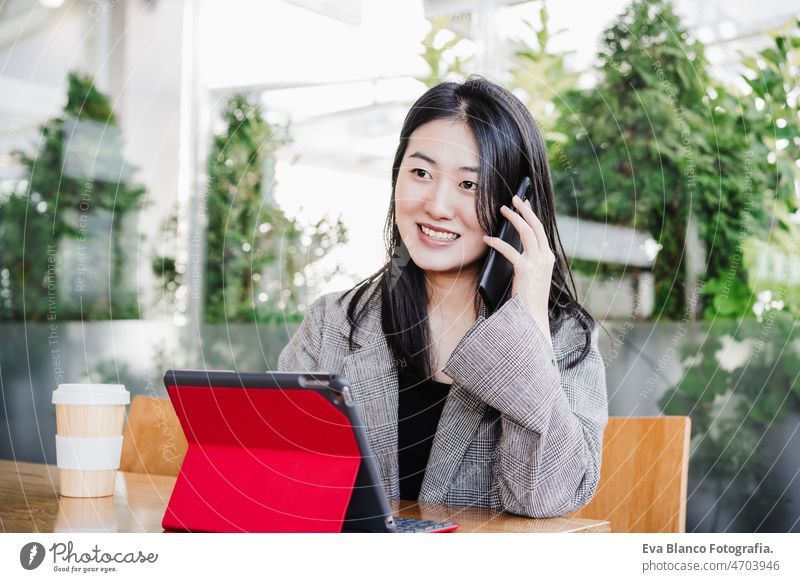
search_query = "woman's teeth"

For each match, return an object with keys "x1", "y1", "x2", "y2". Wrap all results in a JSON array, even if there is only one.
[{"x1": 420, "y1": 225, "x2": 459, "y2": 240}]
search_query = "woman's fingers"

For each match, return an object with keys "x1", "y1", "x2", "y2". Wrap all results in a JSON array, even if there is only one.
[
  {"x1": 499, "y1": 203, "x2": 537, "y2": 256},
  {"x1": 482, "y1": 234, "x2": 521, "y2": 267},
  {"x1": 512, "y1": 195, "x2": 550, "y2": 255}
]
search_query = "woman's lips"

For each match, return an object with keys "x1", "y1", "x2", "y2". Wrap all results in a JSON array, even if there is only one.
[{"x1": 417, "y1": 224, "x2": 460, "y2": 247}]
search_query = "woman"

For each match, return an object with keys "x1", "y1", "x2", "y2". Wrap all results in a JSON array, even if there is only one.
[{"x1": 278, "y1": 76, "x2": 607, "y2": 518}]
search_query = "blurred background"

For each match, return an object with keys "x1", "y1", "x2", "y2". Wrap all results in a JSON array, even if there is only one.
[{"x1": 0, "y1": 0, "x2": 798, "y2": 532}]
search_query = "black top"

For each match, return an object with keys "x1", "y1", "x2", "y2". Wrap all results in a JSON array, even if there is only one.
[{"x1": 397, "y1": 370, "x2": 452, "y2": 501}]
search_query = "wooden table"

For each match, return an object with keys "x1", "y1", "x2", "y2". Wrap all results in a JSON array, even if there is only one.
[{"x1": 0, "y1": 460, "x2": 610, "y2": 533}]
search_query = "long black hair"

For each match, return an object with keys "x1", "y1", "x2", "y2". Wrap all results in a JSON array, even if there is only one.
[{"x1": 337, "y1": 76, "x2": 594, "y2": 380}]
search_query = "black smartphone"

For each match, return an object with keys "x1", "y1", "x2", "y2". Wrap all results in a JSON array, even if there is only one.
[{"x1": 477, "y1": 176, "x2": 532, "y2": 315}]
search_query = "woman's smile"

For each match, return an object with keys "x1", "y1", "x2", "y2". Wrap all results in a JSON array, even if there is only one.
[{"x1": 418, "y1": 223, "x2": 461, "y2": 244}]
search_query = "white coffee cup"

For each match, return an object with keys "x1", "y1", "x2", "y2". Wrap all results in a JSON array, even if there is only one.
[{"x1": 52, "y1": 384, "x2": 130, "y2": 498}]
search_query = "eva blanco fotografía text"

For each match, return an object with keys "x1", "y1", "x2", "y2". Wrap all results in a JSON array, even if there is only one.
[{"x1": 642, "y1": 543, "x2": 771, "y2": 557}]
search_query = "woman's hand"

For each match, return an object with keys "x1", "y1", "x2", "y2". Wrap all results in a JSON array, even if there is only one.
[{"x1": 482, "y1": 196, "x2": 555, "y2": 348}]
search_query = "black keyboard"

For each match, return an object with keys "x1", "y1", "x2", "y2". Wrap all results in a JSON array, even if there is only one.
[{"x1": 392, "y1": 517, "x2": 458, "y2": 533}]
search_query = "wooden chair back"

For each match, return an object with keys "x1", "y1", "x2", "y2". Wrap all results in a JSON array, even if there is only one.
[
  {"x1": 570, "y1": 416, "x2": 691, "y2": 532},
  {"x1": 120, "y1": 395, "x2": 187, "y2": 476}
]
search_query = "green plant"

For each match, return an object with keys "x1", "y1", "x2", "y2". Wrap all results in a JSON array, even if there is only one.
[
  {"x1": 699, "y1": 275, "x2": 754, "y2": 319},
  {"x1": 692, "y1": 83, "x2": 769, "y2": 319},
  {"x1": 733, "y1": 19, "x2": 800, "y2": 318},
  {"x1": 552, "y1": 0, "x2": 711, "y2": 319},
  {"x1": 150, "y1": 206, "x2": 181, "y2": 318},
  {"x1": 550, "y1": 0, "x2": 789, "y2": 323},
  {"x1": 0, "y1": 189, "x2": 53, "y2": 319},
  {"x1": 742, "y1": 19, "x2": 800, "y2": 207},
  {"x1": 509, "y1": 1, "x2": 579, "y2": 139},
  {"x1": 654, "y1": 20, "x2": 800, "y2": 531},
  {"x1": 1, "y1": 72, "x2": 145, "y2": 321},
  {"x1": 199, "y1": 94, "x2": 347, "y2": 323},
  {"x1": 694, "y1": 18, "x2": 800, "y2": 320},
  {"x1": 416, "y1": 14, "x2": 472, "y2": 88}
]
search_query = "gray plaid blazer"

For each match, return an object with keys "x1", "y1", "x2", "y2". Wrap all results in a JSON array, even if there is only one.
[{"x1": 277, "y1": 279, "x2": 608, "y2": 518}]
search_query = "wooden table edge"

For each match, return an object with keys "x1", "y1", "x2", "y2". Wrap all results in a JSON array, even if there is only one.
[{"x1": 1, "y1": 460, "x2": 612, "y2": 533}]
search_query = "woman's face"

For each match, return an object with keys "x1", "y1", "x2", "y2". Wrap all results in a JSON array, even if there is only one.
[{"x1": 394, "y1": 119, "x2": 487, "y2": 278}]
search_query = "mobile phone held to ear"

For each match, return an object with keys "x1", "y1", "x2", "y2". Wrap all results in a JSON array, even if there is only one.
[{"x1": 477, "y1": 176, "x2": 532, "y2": 315}]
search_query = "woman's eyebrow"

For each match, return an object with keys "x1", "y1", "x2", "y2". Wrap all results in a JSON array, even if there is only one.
[{"x1": 408, "y1": 151, "x2": 479, "y2": 174}]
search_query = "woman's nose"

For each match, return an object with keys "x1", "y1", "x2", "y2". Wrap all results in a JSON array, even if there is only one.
[{"x1": 424, "y1": 180, "x2": 456, "y2": 219}]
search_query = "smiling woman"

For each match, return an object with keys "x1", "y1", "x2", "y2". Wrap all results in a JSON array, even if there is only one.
[
  {"x1": 277, "y1": 76, "x2": 608, "y2": 518},
  {"x1": 395, "y1": 120, "x2": 486, "y2": 288}
]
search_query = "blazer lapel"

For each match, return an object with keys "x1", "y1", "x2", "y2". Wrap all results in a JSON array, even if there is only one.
[
  {"x1": 418, "y1": 385, "x2": 487, "y2": 503},
  {"x1": 418, "y1": 300, "x2": 490, "y2": 503},
  {"x1": 339, "y1": 282, "x2": 492, "y2": 503},
  {"x1": 340, "y1": 286, "x2": 400, "y2": 499}
]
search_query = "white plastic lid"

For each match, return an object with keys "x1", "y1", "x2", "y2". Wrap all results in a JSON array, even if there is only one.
[{"x1": 52, "y1": 384, "x2": 130, "y2": 406}]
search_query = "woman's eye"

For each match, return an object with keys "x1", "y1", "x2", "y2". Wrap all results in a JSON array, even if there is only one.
[
  {"x1": 462, "y1": 181, "x2": 478, "y2": 191},
  {"x1": 412, "y1": 168, "x2": 431, "y2": 179}
]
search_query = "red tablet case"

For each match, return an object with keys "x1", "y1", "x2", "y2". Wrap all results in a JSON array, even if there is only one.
[{"x1": 162, "y1": 384, "x2": 362, "y2": 533}]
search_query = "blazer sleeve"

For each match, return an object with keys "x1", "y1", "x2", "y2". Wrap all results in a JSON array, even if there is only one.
[
  {"x1": 442, "y1": 293, "x2": 608, "y2": 518},
  {"x1": 276, "y1": 295, "x2": 327, "y2": 372}
]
